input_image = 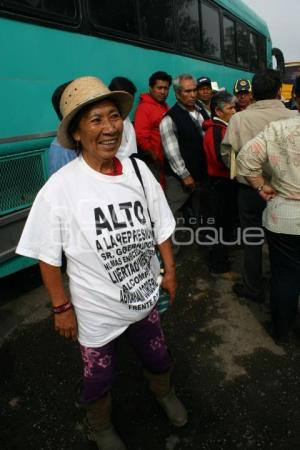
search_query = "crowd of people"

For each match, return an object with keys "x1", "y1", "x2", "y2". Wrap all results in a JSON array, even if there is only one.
[{"x1": 16, "y1": 68, "x2": 300, "y2": 449}]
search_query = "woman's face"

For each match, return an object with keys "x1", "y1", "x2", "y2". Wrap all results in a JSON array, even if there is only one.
[
  {"x1": 216, "y1": 102, "x2": 236, "y2": 123},
  {"x1": 72, "y1": 99, "x2": 123, "y2": 170}
]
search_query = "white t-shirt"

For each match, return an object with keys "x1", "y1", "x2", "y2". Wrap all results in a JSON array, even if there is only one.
[
  {"x1": 117, "y1": 117, "x2": 138, "y2": 159},
  {"x1": 16, "y1": 156, "x2": 175, "y2": 347}
]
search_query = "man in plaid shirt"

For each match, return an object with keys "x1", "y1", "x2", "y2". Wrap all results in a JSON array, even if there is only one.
[{"x1": 160, "y1": 74, "x2": 207, "y2": 223}]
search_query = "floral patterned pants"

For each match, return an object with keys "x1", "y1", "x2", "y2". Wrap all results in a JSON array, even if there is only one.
[{"x1": 80, "y1": 308, "x2": 171, "y2": 403}]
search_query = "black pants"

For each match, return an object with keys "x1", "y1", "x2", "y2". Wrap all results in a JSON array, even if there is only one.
[
  {"x1": 238, "y1": 184, "x2": 266, "y2": 294},
  {"x1": 265, "y1": 229, "x2": 300, "y2": 337},
  {"x1": 182, "y1": 181, "x2": 210, "y2": 228},
  {"x1": 207, "y1": 177, "x2": 238, "y2": 272}
]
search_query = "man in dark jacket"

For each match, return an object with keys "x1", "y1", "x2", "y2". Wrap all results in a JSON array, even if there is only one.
[
  {"x1": 134, "y1": 71, "x2": 172, "y2": 186},
  {"x1": 160, "y1": 74, "x2": 207, "y2": 224},
  {"x1": 203, "y1": 91, "x2": 237, "y2": 273}
]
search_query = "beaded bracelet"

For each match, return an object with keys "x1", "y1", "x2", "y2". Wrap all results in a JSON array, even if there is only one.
[{"x1": 52, "y1": 301, "x2": 73, "y2": 314}]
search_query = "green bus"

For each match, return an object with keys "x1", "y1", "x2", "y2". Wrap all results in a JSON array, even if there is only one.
[{"x1": 0, "y1": 0, "x2": 279, "y2": 278}]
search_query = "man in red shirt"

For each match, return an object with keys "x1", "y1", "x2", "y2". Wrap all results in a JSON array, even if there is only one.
[{"x1": 134, "y1": 71, "x2": 172, "y2": 186}]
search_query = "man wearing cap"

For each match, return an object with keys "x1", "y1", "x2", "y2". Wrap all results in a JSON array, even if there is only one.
[
  {"x1": 221, "y1": 69, "x2": 295, "y2": 304},
  {"x1": 233, "y1": 79, "x2": 253, "y2": 111},
  {"x1": 196, "y1": 76, "x2": 213, "y2": 120}
]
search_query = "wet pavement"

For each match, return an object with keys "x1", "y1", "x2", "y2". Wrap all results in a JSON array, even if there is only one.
[{"x1": 1, "y1": 244, "x2": 300, "y2": 450}]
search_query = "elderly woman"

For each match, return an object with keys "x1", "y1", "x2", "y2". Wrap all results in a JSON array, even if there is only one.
[
  {"x1": 16, "y1": 76, "x2": 187, "y2": 449},
  {"x1": 202, "y1": 91, "x2": 237, "y2": 274},
  {"x1": 236, "y1": 75, "x2": 300, "y2": 344}
]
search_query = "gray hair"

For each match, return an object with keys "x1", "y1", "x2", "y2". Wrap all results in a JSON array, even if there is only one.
[
  {"x1": 210, "y1": 91, "x2": 237, "y2": 116},
  {"x1": 173, "y1": 74, "x2": 196, "y2": 93}
]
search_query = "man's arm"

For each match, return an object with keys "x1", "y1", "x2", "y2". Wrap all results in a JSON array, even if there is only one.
[
  {"x1": 134, "y1": 104, "x2": 158, "y2": 161},
  {"x1": 236, "y1": 130, "x2": 277, "y2": 201},
  {"x1": 160, "y1": 116, "x2": 194, "y2": 187},
  {"x1": 48, "y1": 138, "x2": 76, "y2": 176}
]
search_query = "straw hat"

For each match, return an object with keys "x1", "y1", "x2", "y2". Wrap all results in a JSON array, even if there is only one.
[{"x1": 57, "y1": 76, "x2": 133, "y2": 149}]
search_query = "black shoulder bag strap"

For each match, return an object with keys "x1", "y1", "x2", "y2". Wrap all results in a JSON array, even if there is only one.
[
  {"x1": 130, "y1": 156, "x2": 154, "y2": 229},
  {"x1": 130, "y1": 155, "x2": 145, "y2": 193},
  {"x1": 130, "y1": 158, "x2": 168, "y2": 312}
]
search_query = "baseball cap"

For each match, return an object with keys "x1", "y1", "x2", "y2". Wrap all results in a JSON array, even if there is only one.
[
  {"x1": 197, "y1": 77, "x2": 212, "y2": 88},
  {"x1": 234, "y1": 79, "x2": 252, "y2": 94}
]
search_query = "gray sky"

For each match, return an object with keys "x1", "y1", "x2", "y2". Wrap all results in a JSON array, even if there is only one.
[{"x1": 243, "y1": 0, "x2": 300, "y2": 62}]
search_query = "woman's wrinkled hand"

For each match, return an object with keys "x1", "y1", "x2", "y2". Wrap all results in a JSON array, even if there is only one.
[
  {"x1": 161, "y1": 271, "x2": 177, "y2": 305},
  {"x1": 54, "y1": 308, "x2": 78, "y2": 340}
]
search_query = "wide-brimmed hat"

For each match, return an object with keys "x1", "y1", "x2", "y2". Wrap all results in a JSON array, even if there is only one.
[{"x1": 57, "y1": 76, "x2": 133, "y2": 149}]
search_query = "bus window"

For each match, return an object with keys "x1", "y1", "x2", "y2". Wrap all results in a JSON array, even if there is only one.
[
  {"x1": 87, "y1": 0, "x2": 138, "y2": 35},
  {"x1": 201, "y1": 1, "x2": 221, "y2": 59},
  {"x1": 258, "y1": 36, "x2": 266, "y2": 69},
  {"x1": 223, "y1": 16, "x2": 236, "y2": 64},
  {"x1": 249, "y1": 32, "x2": 258, "y2": 71},
  {"x1": 177, "y1": 0, "x2": 201, "y2": 53},
  {"x1": 2, "y1": 0, "x2": 77, "y2": 22},
  {"x1": 236, "y1": 23, "x2": 249, "y2": 67},
  {"x1": 139, "y1": 0, "x2": 174, "y2": 45}
]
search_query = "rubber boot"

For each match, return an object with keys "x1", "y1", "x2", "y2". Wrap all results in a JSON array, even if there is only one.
[
  {"x1": 145, "y1": 370, "x2": 188, "y2": 427},
  {"x1": 86, "y1": 393, "x2": 127, "y2": 450}
]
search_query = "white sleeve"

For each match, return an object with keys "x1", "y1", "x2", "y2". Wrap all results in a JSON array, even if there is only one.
[
  {"x1": 117, "y1": 118, "x2": 138, "y2": 159},
  {"x1": 16, "y1": 189, "x2": 63, "y2": 266},
  {"x1": 137, "y1": 160, "x2": 176, "y2": 244}
]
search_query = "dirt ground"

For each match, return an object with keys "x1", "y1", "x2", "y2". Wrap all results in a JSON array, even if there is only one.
[{"x1": 1, "y1": 243, "x2": 300, "y2": 450}]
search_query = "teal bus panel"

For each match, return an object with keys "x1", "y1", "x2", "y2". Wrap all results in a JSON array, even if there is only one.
[{"x1": 0, "y1": 255, "x2": 37, "y2": 279}]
